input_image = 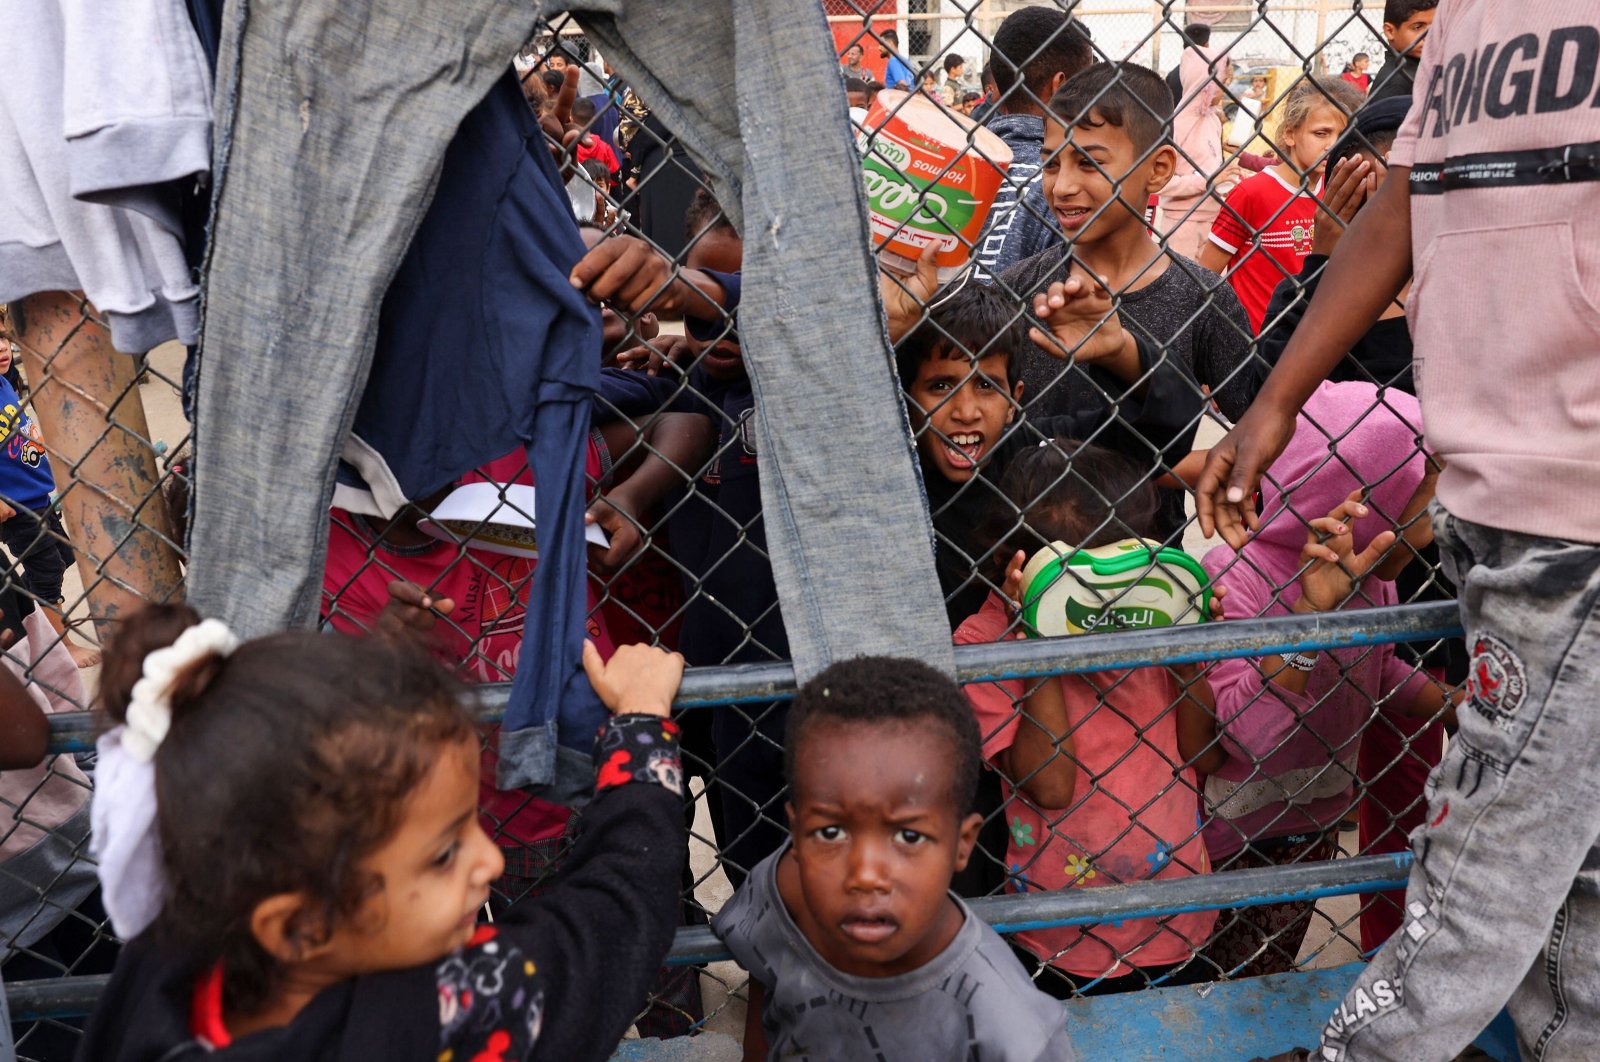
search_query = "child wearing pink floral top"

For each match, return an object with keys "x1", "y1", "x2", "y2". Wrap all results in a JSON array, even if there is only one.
[{"x1": 956, "y1": 441, "x2": 1221, "y2": 996}]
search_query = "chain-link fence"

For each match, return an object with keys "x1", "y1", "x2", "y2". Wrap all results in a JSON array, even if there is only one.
[{"x1": 0, "y1": 1, "x2": 1459, "y2": 1056}]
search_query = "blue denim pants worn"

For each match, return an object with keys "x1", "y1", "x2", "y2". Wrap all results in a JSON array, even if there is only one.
[
  {"x1": 1319, "y1": 505, "x2": 1600, "y2": 1061},
  {"x1": 187, "y1": 0, "x2": 954, "y2": 795}
]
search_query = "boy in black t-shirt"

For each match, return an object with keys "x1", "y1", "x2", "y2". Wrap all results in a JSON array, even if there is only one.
[{"x1": 996, "y1": 62, "x2": 1254, "y2": 461}]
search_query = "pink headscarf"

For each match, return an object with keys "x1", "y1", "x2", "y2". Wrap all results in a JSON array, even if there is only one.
[{"x1": 1252, "y1": 381, "x2": 1429, "y2": 558}]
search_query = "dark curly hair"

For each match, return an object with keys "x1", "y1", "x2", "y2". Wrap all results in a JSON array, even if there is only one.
[
  {"x1": 99, "y1": 604, "x2": 477, "y2": 1016},
  {"x1": 784, "y1": 656, "x2": 981, "y2": 815},
  {"x1": 984, "y1": 439, "x2": 1160, "y2": 584},
  {"x1": 684, "y1": 186, "x2": 737, "y2": 243}
]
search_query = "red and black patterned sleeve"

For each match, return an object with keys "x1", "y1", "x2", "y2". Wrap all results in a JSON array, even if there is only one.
[{"x1": 436, "y1": 713, "x2": 687, "y2": 1062}]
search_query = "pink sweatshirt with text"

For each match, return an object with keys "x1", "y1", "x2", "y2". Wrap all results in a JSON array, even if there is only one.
[{"x1": 1391, "y1": 0, "x2": 1600, "y2": 543}]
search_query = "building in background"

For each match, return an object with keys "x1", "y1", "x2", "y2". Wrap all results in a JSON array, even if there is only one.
[{"x1": 826, "y1": 1, "x2": 1387, "y2": 92}]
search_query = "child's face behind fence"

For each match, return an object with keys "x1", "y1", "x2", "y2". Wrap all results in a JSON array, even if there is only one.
[
  {"x1": 1041, "y1": 115, "x2": 1174, "y2": 249},
  {"x1": 1283, "y1": 104, "x2": 1348, "y2": 179},
  {"x1": 906, "y1": 350, "x2": 1021, "y2": 483},
  {"x1": 683, "y1": 227, "x2": 745, "y2": 380},
  {"x1": 785, "y1": 720, "x2": 981, "y2": 978},
  {"x1": 255, "y1": 738, "x2": 503, "y2": 977},
  {"x1": 1384, "y1": 8, "x2": 1435, "y2": 59}
]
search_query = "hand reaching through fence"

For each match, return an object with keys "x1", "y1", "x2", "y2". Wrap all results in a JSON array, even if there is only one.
[
  {"x1": 1311, "y1": 156, "x2": 1378, "y2": 259},
  {"x1": 582, "y1": 640, "x2": 683, "y2": 719},
  {"x1": 879, "y1": 243, "x2": 939, "y2": 344},
  {"x1": 1027, "y1": 271, "x2": 1139, "y2": 382},
  {"x1": 570, "y1": 232, "x2": 729, "y2": 319},
  {"x1": 538, "y1": 65, "x2": 584, "y2": 177},
  {"x1": 378, "y1": 579, "x2": 455, "y2": 636},
  {"x1": 613, "y1": 332, "x2": 694, "y2": 376},
  {"x1": 1295, "y1": 490, "x2": 1396, "y2": 615},
  {"x1": 0, "y1": 656, "x2": 47, "y2": 770}
]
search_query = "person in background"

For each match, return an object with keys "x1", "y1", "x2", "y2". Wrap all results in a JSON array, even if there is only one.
[
  {"x1": 959, "y1": 90, "x2": 982, "y2": 117},
  {"x1": 970, "y1": 7, "x2": 1095, "y2": 282},
  {"x1": 0, "y1": 339, "x2": 96, "y2": 667},
  {"x1": 880, "y1": 29, "x2": 916, "y2": 92},
  {"x1": 839, "y1": 41, "x2": 868, "y2": 82},
  {"x1": 1256, "y1": 96, "x2": 1410, "y2": 391},
  {"x1": 616, "y1": 89, "x2": 703, "y2": 262},
  {"x1": 862, "y1": 78, "x2": 885, "y2": 110},
  {"x1": 538, "y1": 68, "x2": 566, "y2": 117},
  {"x1": 970, "y1": 61, "x2": 999, "y2": 123},
  {"x1": 1160, "y1": 45, "x2": 1245, "y2": 260},
  {"x1": 1199, "y1": 76, "x2": 1364, "y2": 332},
  {"x1": 999, "y1": 61, "x2": 1256, "y2": 537},
  {"x1": 583, "y1": 58, "x2": 625, "y2": 157},
  {"x1": 942, "y1": 53, "x2": 967, "y2": 105},
  {"x1": 920, "y1": 68, "x2": 945, "y2": 104},
  {"x1": 845, "y1": 77, "x2": 870, "y2": 125},
  {"x1": 1341, "y1": 52, "x2": 1372, "y2": 94},
  {"x1": 570, "y1": 96, "x2": 620, "y2": 184},
  {"x1": 1369, "y1": 0, "x2": 1436, "y2": 101},
  {"x1": 1164, "y1": 22, "x2": 1212, "y2": 116}
]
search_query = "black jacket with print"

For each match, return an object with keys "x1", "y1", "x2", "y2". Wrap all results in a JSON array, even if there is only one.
[{"x1": 75, "y1": 715, "x2": 686, "y2": 1062}]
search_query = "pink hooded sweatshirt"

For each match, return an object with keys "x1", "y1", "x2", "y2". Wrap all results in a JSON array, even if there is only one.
[
  {"x1": 1160, "y1": 46, "x2": 1232, "y2": 260},
  {"x1": 1201, "y1": 382, "x2": 1433, "y2": 860}
]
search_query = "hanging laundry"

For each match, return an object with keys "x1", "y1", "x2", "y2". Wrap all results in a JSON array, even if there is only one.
[{"x1": 0, "y1": 0, "x2": 211, "y2": 353}]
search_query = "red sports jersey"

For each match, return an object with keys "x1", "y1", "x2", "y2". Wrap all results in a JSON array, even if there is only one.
[{"x1": 1209, "y1": 169, "x2": 1319, "y2": 333}]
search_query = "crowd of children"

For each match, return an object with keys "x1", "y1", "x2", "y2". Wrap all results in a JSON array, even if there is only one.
[{"x1": 2, "y1": 2, "x2": 1527, "y2": 1059}]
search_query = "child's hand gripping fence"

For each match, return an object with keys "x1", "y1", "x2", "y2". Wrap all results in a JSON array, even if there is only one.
[{"x1": 0, "y1": 3, "x2": 1456, "y2": 1055}]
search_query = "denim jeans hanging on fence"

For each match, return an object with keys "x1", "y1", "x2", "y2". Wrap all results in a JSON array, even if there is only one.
[{"x1": 187, "y1": 0, "x2": 953, "y2": 796}]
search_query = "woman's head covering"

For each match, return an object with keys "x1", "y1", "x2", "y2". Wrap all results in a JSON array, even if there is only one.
[{"x1": 1176, "y1": 45, "x2": 1226, "y2": 119}]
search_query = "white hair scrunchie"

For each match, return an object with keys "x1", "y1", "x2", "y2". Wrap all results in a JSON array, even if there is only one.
[{"x1": 90, "y1": 618, "x2": 239, "y2": 939}]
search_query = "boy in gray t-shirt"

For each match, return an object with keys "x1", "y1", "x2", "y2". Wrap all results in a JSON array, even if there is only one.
[{"x1": 711, "y1": 657, "x2": 1075, "y2": 1061}]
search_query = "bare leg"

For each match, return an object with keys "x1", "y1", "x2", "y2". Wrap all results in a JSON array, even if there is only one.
[{"x1": 8, "y1": 292, "x2": 182, "y2": 641}]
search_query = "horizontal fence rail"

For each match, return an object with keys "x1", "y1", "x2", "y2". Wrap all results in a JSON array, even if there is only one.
[{"x1": 44, "y1": 601, "x2": 1463, "y2": 751}]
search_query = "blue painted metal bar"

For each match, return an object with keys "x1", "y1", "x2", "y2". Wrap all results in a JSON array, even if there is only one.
[
  {"x1": 663, "y1": 852, "x2": 1414, "y2": 966},
  {"x1": 19, "y1": 605, "x2": 1452, "y2": 1016},
  {"x1": 44, "y1": 601, "x2": 1462, "y2": 753},
  {"x1": 2, "y1": 853, "x2": 1417, "y2": 1018}
]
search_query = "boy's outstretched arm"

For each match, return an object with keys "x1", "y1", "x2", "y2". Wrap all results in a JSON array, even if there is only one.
[
  {"x1": 1196, "y1": 166, "x2": 1415, "y2": 548},
  {"x1": 571, "y1": 234, "x2": 729, "y2": 321},
  {"x1": 1028, "y1": 265, "x2": 1143, "y2": 385}
]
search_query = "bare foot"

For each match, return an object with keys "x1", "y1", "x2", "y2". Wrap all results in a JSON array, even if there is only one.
[{"x1": 66, "y1": 641, "x2": 101, "y2": 669}]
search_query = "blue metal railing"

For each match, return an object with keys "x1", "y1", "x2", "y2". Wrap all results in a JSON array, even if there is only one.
[{"x1": 16, "y1": 600, "x2": 1461, "y2": 1019}]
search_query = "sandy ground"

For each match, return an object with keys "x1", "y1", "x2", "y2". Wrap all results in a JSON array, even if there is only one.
[{"x1": 119, "y1": 349, "x2": 1362, "y2": 1053}]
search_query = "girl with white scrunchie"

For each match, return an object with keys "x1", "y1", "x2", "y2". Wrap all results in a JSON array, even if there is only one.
[{"x1": 78, "y1": 604, "x2": 688, "y2": 1062}]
